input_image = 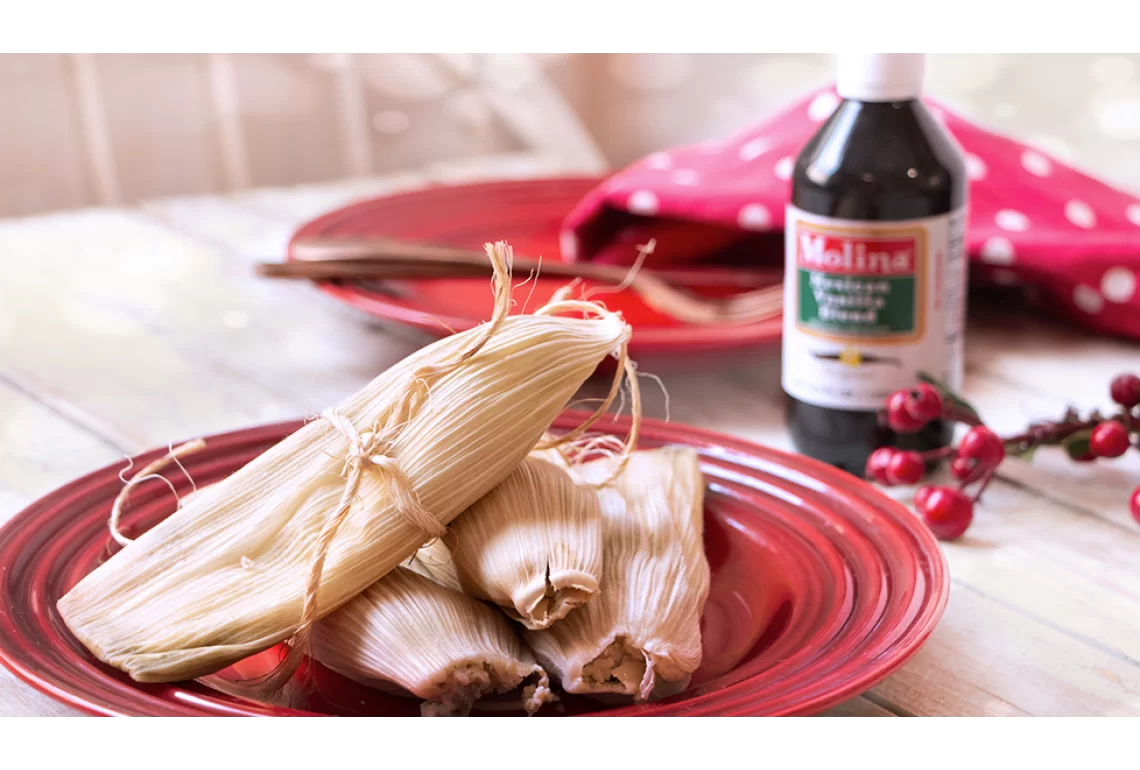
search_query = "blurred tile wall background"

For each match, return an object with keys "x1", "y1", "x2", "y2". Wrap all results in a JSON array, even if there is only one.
[{"x1": 4, "y1": 54, "x2": 1140, "y2": 217}]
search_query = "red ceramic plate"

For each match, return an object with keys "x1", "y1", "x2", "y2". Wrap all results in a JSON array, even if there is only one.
[
  {"x1": 288, "y1": 178, "x2": 783, "y2": 356},
  {"x1": 0, "y1": 414, "x2": 946, "y2": 717}
]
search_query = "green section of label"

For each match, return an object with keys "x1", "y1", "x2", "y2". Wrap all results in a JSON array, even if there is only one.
[{"x1": 797, "y1": 269, "x2": 915, "y2": 335}]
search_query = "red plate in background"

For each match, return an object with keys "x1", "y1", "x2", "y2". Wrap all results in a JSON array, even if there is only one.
[
  {"x1": 0, "y1": 414, "x2": 946, "y2": 716},
  {"x1": 288, "y1": 178, "x2": 783, "y2": 356}
]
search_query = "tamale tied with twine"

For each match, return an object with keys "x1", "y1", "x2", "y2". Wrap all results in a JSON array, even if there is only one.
[{"x1": 57, "y1": 241, "x2": 642, "y2": 685}]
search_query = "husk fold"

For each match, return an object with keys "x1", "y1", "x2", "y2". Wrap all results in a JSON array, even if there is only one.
[
  {"x1": 525, "y1": 446, "x2": 710, "y2": 701},
  {"x1": 448, "y1": 457, "x2": 603, "y2": 630},
  {"x1": 311, "y1": 566, "x2": 553, "y2": 716}
]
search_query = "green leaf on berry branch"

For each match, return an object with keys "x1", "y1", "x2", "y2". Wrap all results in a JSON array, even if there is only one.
[
  {"x1": 917, "y1": 371, "x2": 983, "y2": 424},
  {"x1": 1010, "y1": 444, "x2": 1038, "y2": 462},
  {"x1": 1061, "y1": 429, "x2": 1094, "y2": 461}
]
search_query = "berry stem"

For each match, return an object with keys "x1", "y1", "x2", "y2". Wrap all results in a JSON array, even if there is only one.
[
  {"x1": 969, "y1": 469, "x2": 996, "y2": 504},
  {"x1": 1004, "y1": 412, "x2": 1131, "y2": 447},
  {"x1": 943, "y1": 406, "x2": 983, "y2": 427},
  {"x1": 917, "y1": 445, "x2": 955, "y2": 461}
]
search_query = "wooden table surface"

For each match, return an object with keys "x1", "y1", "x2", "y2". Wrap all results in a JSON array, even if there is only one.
[{"x1": 2, "y1": 153, "x2": 1139, "y2": 717}]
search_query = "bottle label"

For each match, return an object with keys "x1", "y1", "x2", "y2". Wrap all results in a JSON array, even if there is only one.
[{"x1": 782, "y1": 206, "x2": 967, "y2": 411}]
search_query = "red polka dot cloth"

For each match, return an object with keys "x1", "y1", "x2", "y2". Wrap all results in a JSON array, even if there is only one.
[{"x1": 562, "y1": 86, "x2": 1140, "y2": 341}]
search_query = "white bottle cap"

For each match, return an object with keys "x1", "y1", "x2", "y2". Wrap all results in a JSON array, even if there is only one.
[{"x1": 836, "y1": 53, "x2": 925, "y2": 102}]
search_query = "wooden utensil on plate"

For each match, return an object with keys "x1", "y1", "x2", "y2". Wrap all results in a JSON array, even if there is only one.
[{"x1": 258, "y1": 237, "x2": 784, "y2": 326}]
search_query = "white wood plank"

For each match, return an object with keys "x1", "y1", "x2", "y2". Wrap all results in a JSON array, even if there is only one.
[
  {"x1": 0, "y1": 210, "x2": 306, "y2": 446},
  {"x1": 967, "y1": 305, "x2": 1140, "y2": 411},
  {"x1": 817, "y1": 697, "x2": 898, "y2": 717},
  {"x1": 871, "y1": 582, "x2": 1140, "y2": 716}
]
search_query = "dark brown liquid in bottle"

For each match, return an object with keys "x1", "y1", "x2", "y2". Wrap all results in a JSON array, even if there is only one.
[{"x1": 786, "y1": 98, "x2": 966, "y2": 476}]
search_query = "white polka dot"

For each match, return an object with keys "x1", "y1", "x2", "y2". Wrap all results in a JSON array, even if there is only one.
[
  {"x1": 222, "y1": 310, "x2": 249, "y2": 329},
  {"x1": 773, "y1": 156, "x2": 795, "y2": 181},
  {"x1": 738, "y1": 138, "x2": 771, "y2": 162},
  {"x1": 1127, "y1": 203, "x2": 1140, "y2": 227},
  {"x1": 1091, "y1": 56, "x2": 1136, "y2": 84},
  {"x1": 627, "y1": 190, "x2": 659, "y2": 216},
  {"x1": 1065, "y1": 200, "x2": 1097, "y2": 229},
  {"x1": 1073, "y1": 285, "x2": 1105, "y2": 314},
  {"x1": 609, "y1": 54, "x2": 692, "y2": 92},
  {"x1": 965, "y1": 154, "x2": 987, "y2": 181},
  {"x1": 1020, "y1": 150, "x2": 1052, "y2": 177},
  {"x1": 560, "y1": 231, "x2": 578, "y2": 261},
  {"x1": 372, "y1": 109, "x2": 410, "y2": 134},
  {"x1": 671, "y1": 169, "x2": 699, "y2": 186},
  {"x1": 1101, "y1": 267, "x2": 1137, "y2": 303},
  {"x1": 807, "y1": 91, "x2": 840, "y2": 122},
  {"x1": 737, "y1": 203, "x2": 772, "y2": 230},
  {"x1": 980, "y1": 237, "x2": 1016, "y2": 265},
  {"x1": 995, "y1": 209, "x2": 1030, "y2": 232},
  {"x1": 991, "y1": 269, "x2": 1022, "y2": 286},
  {"x1": 992, "y1": 102, "x2": 1018, "y2": 118},
  {"x1": 645, "y1": 152, "x2": 673, "y2": 170}
]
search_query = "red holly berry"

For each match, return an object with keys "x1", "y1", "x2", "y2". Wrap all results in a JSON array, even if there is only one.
[
  {"x1": 913, "y1": 485, "x2": 935, "y2": 512},
  {"x1": 1072, "y1": 450, "x2": 1097, "y2": 463},
  {"x1": 887, "y1": 450, "x2": 925, "y2": 485},
  {"x1": 958, "y1": 426, "x2": 1006, "y2": 470},
  {"x1": 1109, "y1": 373, "x2": 1140, "y2": 408},
  {"x1": 916, "y1": 486, "x2": 974, "y2": 541},
  {"x1": 886, "y1": 391, "x2": 926, "y2": 433},
  {"x1": 865, "y1": 447, "x2": 895, "y2": 484},
  {"x1": 950, "y1": 455, "x2": 985, "y2": 483},
  {"x1": 906, "y1": 384, "x2": 944, "y2": 422},
  {"x1": 1089, "y1": 420, "x2": 1131, "y2": 458},
  {"x1": 1131, "y1": 486, "x2": 1140, "y2": 525}
]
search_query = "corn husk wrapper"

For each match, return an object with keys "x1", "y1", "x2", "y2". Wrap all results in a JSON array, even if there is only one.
[
  {"x1": 405, "y1": 537, "x2": 464, "y2": 593},
  {"x1": 525, "y1": 447, "x2": 710, "y2": 701},
  {"x1": 57, "y1": 249, "x2": 633, "y2": 683},
  {"x1": 448, "y1": 457, "x2": 602, "y2": 630},
  {"x1": 311, "y1": 565, "x2": 553, "y2": 716}
]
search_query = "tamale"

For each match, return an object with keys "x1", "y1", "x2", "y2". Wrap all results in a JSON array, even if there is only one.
[
  {"x1": 57, "y1": 242, "x2": 635, "y2": 683},
  {"x1": 447, "y1": 457, "x2": 602, "y2": 630},
  {"x1": 525, "y1": 446, "x2": 710, "y2": 701},
  {"x1": 311, "y1": 566, "x2": 553, "y2": 716}
]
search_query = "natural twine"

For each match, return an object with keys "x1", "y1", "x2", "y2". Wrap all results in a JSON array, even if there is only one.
[
  {"x1": 257, "y1": 241, "x2": 518, "y2": 695},
  {"x1": 108, "y1": 439, "x2": 207, "y2": 547}
]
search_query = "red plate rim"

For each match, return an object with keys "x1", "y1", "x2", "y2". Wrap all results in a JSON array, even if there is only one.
[
  {"x1": 286, "y1": 177, "x2": 784, "y2": 354},
  {"x1": 0, "y1": 413, "x2": 947, "y2": 717}
]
